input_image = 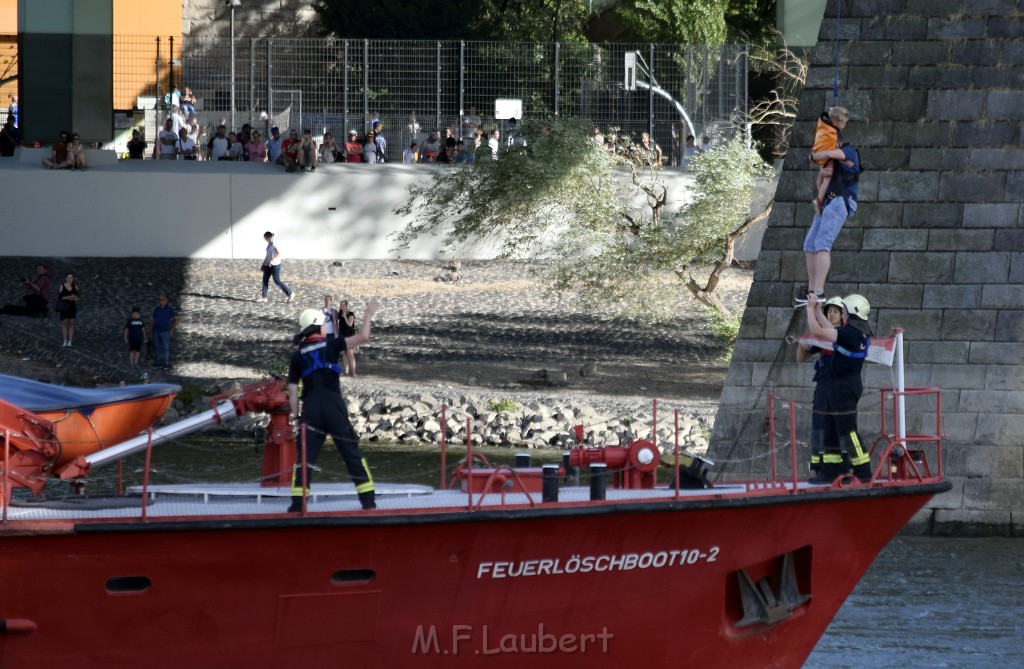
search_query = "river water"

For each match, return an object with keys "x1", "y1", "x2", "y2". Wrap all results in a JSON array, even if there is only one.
[
  {"x1": 101, "y1": 440, "x2": 1022, "y2": 667},
  {"x1": 804, "y1": 536, "x2": 1023, "y2": 668}
]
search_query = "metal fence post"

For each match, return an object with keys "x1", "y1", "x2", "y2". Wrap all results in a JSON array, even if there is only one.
[
  {"x1": 154, "y1": 37, "x2": 161, "y2": 110},
  {"x1": 343, "y1": 40, "x2": 349, "y2": 137},
  {"x1": 554, "y1": 42, "x2": 560, "y2": 116},
  {"x1": 648, "y1": 44, "x2": 654, "y2": 139},
  {"x1": 459, "y1": 40, "x2": 465, "y2": 136},
  {"x1": 435, "y1": 41, "x2": 442, "y2": 133},
  {"x1": 266, "y1": 39, "x2": 273, "y2": 134},
  {"x1": 363, "y1": 39, "x2": 369, "y2": 129},
  {"x1": 169, "y1": 36, "x2": 175, "y2": 96},
  {"x1": 249, "y1": 38, "x2": 256, "y2": 127}
]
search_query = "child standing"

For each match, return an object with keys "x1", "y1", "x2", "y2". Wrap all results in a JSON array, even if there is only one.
[
  {"x1": 321, "y1": 295, "x2": 339, "y2": 341},
  {"x1": 812, "y1": 106, "x2": 849, "y2": 214},
  {"x1": 124, "y1": 306, "x2": 146, "y2": 368}
]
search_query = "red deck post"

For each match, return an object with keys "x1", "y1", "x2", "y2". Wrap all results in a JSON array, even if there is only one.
[{"x1": 440, "y1": 404, "x2": 447, "y2": 489}]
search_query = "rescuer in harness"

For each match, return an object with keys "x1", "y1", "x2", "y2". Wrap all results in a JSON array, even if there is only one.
[
  {"x1": 796, "y1": 142, "x2": 862, "y2": 308},
  {"x1": 287, "y1": 300, "x2": 381, "y2": 511},
  {"x1": 804, "y1": 293, "x2": 873, "y2": 484}
]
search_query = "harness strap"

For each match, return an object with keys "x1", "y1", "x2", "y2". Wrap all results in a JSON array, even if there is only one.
[
  {"x1": 299, "y1": 339, "x2": 343, "y2": 379},
  {"x1": 835, "y1": 337, "x2": 871, "y2": 360}
]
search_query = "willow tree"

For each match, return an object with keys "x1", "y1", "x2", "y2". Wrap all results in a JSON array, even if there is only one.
[{"x1": 393, "y1": 116, "x2": 770, "y2": 329}]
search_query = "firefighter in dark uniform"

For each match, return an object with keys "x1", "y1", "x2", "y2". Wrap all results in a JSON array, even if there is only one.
[
  {"x1": 796, "y1": 296, "x2": 845, "y2": 474},
  {"x1": 805, "y1": 293, "x2": 873, "y2": 484},
  {"x1": 287, "y1": 301, "x2": 380, "y2": 511}
]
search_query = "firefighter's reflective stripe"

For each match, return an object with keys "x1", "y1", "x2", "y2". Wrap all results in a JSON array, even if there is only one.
[
  {"x1": 822, "y1": 452, "x2": 846, "y2": 465},
  {"x1": 356, "y1": 457, "x2": 375, "y2": 493},
  {"x1": 291, "y1": 467, "x2": 308, "y2": 496},
  {"x1": 842, "y1": 433, "x2": 870, "y2": 466}
]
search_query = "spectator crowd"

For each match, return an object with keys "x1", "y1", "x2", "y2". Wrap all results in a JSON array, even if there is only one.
[{"x1": 2, "y1": 88, "x2": 715, "y2": 171}]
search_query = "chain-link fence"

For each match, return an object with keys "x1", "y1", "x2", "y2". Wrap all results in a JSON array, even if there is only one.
[{"x1": 8, "y1": 35, "x2": 747, "y2": 163}]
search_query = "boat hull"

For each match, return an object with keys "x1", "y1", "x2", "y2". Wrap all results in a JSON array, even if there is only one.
[
  {"x1": 39, "y1": 395, "x2": 176, "y2": 463},
  {"x1": 0, "y1": 484, "x2": 944, "y2": 669}
]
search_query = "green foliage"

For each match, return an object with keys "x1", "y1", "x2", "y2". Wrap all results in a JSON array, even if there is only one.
[
  {"x1": 258, "y1": 356, "x2": 291, "y2": 381},
  {"x1": 726, "y1": 0, "x2": 779, "y2": 49},
  {"x1": 313, "y1": 0, "x2": 479, "y2": 39},
  {"x1": 314, "y1": 0, "x2": 777, "y2": 46},
  {"x1": 394, "y1": 116, "x2": 621, "y2": 258},
  {"x1": 614, "y1": 0, "x2": 729, "y2": 45},
  {"x1": 475, "y1": 0, "x2": 592, "y2": 43},
  {"x1": 314, "y1": 0, "x2": 591, "y2": 42},
  {"x1": 175, "y1": 383, "x2": 206, "y2": 407},
  {"x1": 487, "y1": 398, "x2": 520, "y2": 412},
  {"x1": 394, "y1": 119, "x2": 769, "y2": 324}
]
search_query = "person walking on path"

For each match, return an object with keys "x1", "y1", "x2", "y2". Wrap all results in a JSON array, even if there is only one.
[
  {"x1": 287, "y1": 301, "x2": 381, "y2": 512},
  {"x1": 150, "y1": 293, "x2": 177, "y2": 370},
  {"x1": 260, "y1": 231, "x2": 296, "y2": 303},
  {"x1": 57, "y1": 272, "x2": 80, "y2": 347}
]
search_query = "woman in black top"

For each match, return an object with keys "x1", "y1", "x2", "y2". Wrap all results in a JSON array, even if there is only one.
[
  {"x1": 337, "y1": 299, "x2": 357, "y2": 376},
  {"x1": 58, "y1": 272, "x2": 80, "y2": 347}
]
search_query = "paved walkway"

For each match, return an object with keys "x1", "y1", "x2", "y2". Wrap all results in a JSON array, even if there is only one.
[{"x1": 0, "y1": 257, "x2": 752, "y2": 409}]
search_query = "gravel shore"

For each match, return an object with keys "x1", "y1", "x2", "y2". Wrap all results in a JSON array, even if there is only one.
[{"x1": 0, "y1": 258, "x2": 752, "y2": 424}]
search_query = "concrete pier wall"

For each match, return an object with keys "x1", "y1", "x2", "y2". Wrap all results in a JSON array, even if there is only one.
[{"x1": 711, "y1": 0, "x2": 1024, "y2": 536}]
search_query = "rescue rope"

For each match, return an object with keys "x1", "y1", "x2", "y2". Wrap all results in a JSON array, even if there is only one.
[{"x1": 832, "y1": 0, "x2": 842, "y2": 107}]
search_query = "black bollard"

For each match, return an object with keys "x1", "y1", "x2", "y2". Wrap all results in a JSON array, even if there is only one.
[
  {"x1": 542, "y1": 464, "x2": 559, "y2": 503},
  {"x1": 562, "y1": 451, "x2": 576, "y2": 484},
  {"x1": 590, "y1": 463, "x2": 607, "y2": 501},
  {"x1": 515, "y1": 452, "x2": 531, "y2": 468}
]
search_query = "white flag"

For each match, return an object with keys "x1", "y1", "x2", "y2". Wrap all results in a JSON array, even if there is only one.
[{"x1": 797, "y1": 335, "x2": 896, "y2": 367}]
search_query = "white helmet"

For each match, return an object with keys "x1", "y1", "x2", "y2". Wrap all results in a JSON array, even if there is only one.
[
  {"x1": 843, "y1": 294, "x2": 870, "y2": 320},
  {"x1": 298, "y1": 309, "x2": 325, "y2": 330}
]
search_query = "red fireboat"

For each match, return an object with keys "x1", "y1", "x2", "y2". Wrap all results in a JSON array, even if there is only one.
[{"x1": 0, "y1": 334, "x2": 948, "y2": 668}]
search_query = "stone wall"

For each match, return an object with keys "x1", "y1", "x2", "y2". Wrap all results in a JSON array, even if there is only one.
[{"x1": 711, "y1": 0, "x2": 1023, "y2": 536}]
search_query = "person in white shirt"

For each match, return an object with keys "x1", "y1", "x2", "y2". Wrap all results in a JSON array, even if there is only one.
[
  {"x1": 176, "y1": 128, "x2": 196, "y2": 160},
  {"x1": 259, "y1": 231, "x2": 295, "y2": 303},
  {"x1": 157, "y1": 118, "x2": 177, "y2": 160},
  {"x1": 207, "y1": 125, "x2": 230, "y2": 161},
  {"x1": 488, "y1": 128, "x2": 500, "y2": 160}
]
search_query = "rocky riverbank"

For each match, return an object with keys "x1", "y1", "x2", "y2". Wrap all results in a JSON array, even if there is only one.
[{"x1": 0, "y1": 258, "x2": 751, "y2": 453}]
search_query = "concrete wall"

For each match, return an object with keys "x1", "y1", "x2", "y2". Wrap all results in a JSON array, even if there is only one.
[
  {"x1": 3, "y1": 156, "x2": 772, "y2": 261},
  {"x1": 182, "y1": 0, "x2": 319, "y2": 37},
  {"x1": 712, "y1": 0, "x2": 1024, "y2": 536}
]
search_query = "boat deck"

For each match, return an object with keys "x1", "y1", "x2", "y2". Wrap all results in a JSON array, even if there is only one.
[{"x1": 2, "y1": 480, "x2": 817, "y2": 522}]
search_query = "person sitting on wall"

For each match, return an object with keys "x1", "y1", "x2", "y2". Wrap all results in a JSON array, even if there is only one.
[
  {"x1": 41, "y1": 131, "x2": 73, "y2": 169},
  {"x1": 126, "y1": 128, "x2": 147, "y2": 159},
  {"x1": 280, "y1": 129, "x2": 300, "y2": 171},
  {"x1": 0, "y1": 115, "x2": 20, "y2": 157},
  {"x1": 0, "y1": 264, "x2": 51, "y2": 316}
]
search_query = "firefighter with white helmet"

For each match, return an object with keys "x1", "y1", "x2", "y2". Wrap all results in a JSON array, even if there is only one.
[
  {"x1": 287, "y1": 300, "x2": 381, "y2": 511},
  {"x1": 804, "y1": 293, "x2": 873, "y2": 483},
  {"x1": 796, "y1": 296, "x2": 846, "y2": 474}
]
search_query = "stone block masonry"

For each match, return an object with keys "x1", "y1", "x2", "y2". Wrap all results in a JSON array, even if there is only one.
[{"x1": 711, "y1": 0, "x2": 1024, "y2": 536}]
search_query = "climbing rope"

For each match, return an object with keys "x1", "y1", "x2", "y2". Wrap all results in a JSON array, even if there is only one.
[{"x1": 832, "y1": 0, "x2": 842, "y2": 107}]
